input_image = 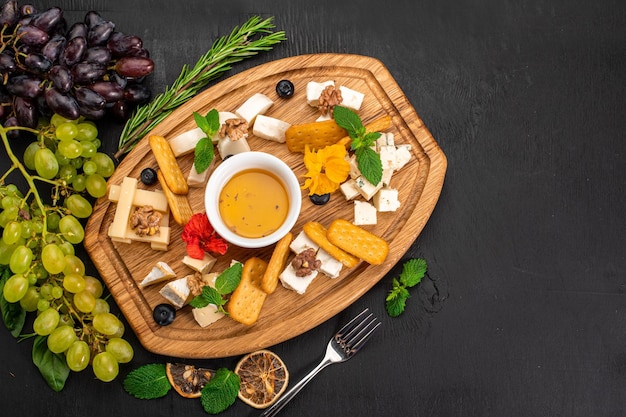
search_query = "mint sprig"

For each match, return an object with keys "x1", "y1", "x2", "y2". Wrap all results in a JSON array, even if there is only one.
[
  {"x1": 333, "y1": 105, "x2": 382, "y2": 184},
  {"x1": 386, "y1": 258, "x2": 427, "y2": 317},
  {"x1": 123, "y1": 363, "x2": 172, "y2": 399},
  {"x1": 200, "y1": 368, "x2": 240, "y2": 414},
  {"x1": 189, "y1": 262, "x2": 243, "y2": 313},
  {"x1": 193, "y1": 109, "x2": 220, "y2": 173}
]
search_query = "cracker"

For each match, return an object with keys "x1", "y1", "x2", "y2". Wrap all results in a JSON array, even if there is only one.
[
  {"x1": 149, "y1": 135, "x2": 188, "y2": 195},
  {"x1": 303, "y1": 222, "x2": 359, "y2": 268},
  {"x1": 326, "y1": 219, "x2": 389, "y2": 265},
  {"x1": 261, "y1": 232, "x2": 292, "y2": 294},
  {"x1": 157, "y1": 170, "x2": 193, "y2": 225},
  {"x1": 284, "y1": 119, "x2": 348, "y2": 152},
  {"x1": 228, "y1": 257, "x2": 268, "y2": 325}
]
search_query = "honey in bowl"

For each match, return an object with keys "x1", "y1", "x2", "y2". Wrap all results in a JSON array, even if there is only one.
[{"x1": 218, "y1": 168, "x2": 289, "y2": 238}]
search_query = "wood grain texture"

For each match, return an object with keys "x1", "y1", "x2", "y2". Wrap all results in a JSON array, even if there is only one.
[{"x1": 84, "y1": 53, "x2": 446, "y2": 358}]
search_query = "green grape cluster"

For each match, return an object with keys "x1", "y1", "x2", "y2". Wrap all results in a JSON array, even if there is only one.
[{"x1": 0, "y1": 116, "x2": 133, "y2": 384}]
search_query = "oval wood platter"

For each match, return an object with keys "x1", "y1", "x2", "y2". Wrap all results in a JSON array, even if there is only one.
[{"x1": 84, "y1": 53, "x2": 447, "y2": 358}]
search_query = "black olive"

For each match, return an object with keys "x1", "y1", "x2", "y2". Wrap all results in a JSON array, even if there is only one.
[
  {"x1": 309, "y1": 193, "x2": 330, "y2": 205},
  {"x1": 140, "y1": 167, "x2": 157, "y2": 185},
  {"x1": 153, "y1": 303, "x2": 176, "y2": 326},
  {"x1": 276, "y1": 79, "x2": 294, "y2": 98}
]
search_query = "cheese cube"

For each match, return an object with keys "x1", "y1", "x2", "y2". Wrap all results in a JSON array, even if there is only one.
[
  {"x1": 376, "y1": 132, "x2": 395, "y2": 150},
  {"x1": 315, "y1": 113, "x2": 333, "y2": 122},
  {"x1": 354, "y1": 175, "x2": 382, "y2": 201},
  {"x1": 108, "y1": 186, "x2": 168, "y2": 214},
  {"x1": 279, "y1": 263, "x2": 318, "y2": 295},
  {"x1": 252, "y1": 114, "x2": 291, "y2": 143},
  {"x1": 182, "y1": 253, "x2": 216, "y2": 275},
  {"x1": 187, "y1": 163, "x2": 210, "y2": 187},
  {"x1": 306, "y1": 80, "x2": 335, "y2": 107},
  {"x1": 290, "y1": 231, "x2": 319, "y2": 254},
  {"x1": 381, "y1": 168, "x2": 394, "y2": 187},
  {"x1": 159, "y1": 276, "x2": 191, "y2": 309},
  {"x1": 338, "y1": 85, "x2": 364, "y2": 111},
  {"x1": 340, "y1": 179, "x2": 360, "y2": 200},
  {"x1": 235, "y1": 93, "x2": 273, "y2": 125},
  {"x1": 373, "y1": 187, "x2": 401, "y2": 212},
  {"x1": 395, "y1": 145, "x2": 412, "y2": 171},
  {"x1": 192, "y1": 304, "x2": 225, "y2": 327},
  {"x1": 168, "y1": 127, "x2": 205, "y2": 157},
  {"x1": 379, "y1": 145, "x2": 397, "y2": 170},
  {"x1": 347, "y1": 155, "x2": 361, "y2": 179},
  {"x1": 108, "y1": 177, "x2": 137, "y2": 241},
  {"x1": 217, "y1": 136, "x2": 250, "y2": 159},
  {"x1": 354, "y1": 200, "x2": 377, "y2": 226},
  {"x1": 139, "y1": 261, "x2": 175, "y2": 287},
  {"x1": 316, "y1": 248, "x2": 343, "y2": 279}
]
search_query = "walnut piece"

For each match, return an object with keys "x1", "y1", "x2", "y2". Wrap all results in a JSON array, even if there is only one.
[
  {"x1": 219, "y1": 118, "x2": 249, "y2": 141},
  {"x1": 291, "y1": 248, "x2": 321, "y2": 277},
  {"x1": 186, "y1": 272, "x2": 205, "y2": 296},
  {"x1": 317, "y1": 85, "x2": 343, "y2": 115},
  {"x1": 130, "y1": 205, "x2": 162, "y2": 236}
]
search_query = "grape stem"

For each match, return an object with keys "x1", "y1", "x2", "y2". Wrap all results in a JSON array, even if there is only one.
[{"x1": 114, "y1": 16, "x2": 287, "y2": 159}]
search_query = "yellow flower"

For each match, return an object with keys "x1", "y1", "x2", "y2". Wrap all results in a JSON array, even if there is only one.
[{"x1": 302, "y1": 144, "x2": 350, "y2": 196}]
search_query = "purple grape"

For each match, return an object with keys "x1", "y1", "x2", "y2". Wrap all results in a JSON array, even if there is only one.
[
  {"x1": 83, "y1": 46, "x2": 111, "y2": 65},
  {"x1": 75, "y1": 86, "x2": 105, "y2": 110},
  {"x1": 124, "y1": 84, "x2": 150, "y2": 104},
  {"x1": 78, "y1": 104, "x2": 106, "y2": 120},
  {"x1": 88, "y1": 20, "x2": 115, "y2": 46},
  {"x1": 107, "y1": 71, "x2": 127, "y2": 89},
  {"x1": 0, "y1": 52, "x2": 17, "y2": 72},
  {"x1": 30, "y1": 7, "x2": 63, "y2": 33},
  {"x1": 107, "y1": 34, "x2": 143, "y2": 57},
  {"x1": 71, "y1": 62, "x2": 106, "y2": 83},
  {"x1": 0, "y1": 0, "x2": 19, "y2": 27},
  {"x1": 36, "y1": 94, "x2": 52, "y2": 117},
  {"x1": 84, "y1": 10, "x2": 105, "y2": 28},
  {"x1": 23, "y1": 53, "x2": 52, "y2": 74},
  {"x1": 59, "y1": 36, "x2": 86, "y2": 67},
  {"x1": 14, "y1": 96, "x2": 38, "y2": 128},
  {"x1": 87, "y1": 81, "x2": 123, "y2": 102},
  {"x1": 48, "y1": 65, "x2": 73, "y2": 93},
  {"x1": 16, "y1": 25, "x2": 49, "y2": 47},
  {"x1": 114, "y1": 56, "x2": 154, "y2": 78},
  {"x1": 3, "y1": 116, "x2": 21, "y2": 140},
  {"x1": 45, "y1": 87, "x2": 80, "y2": 119},
  {"x1": 6, "y1": 75, "x2": 43, "y2": 98},
  {"x1": 66, "y1": 22, "x2": 88, "y2": 40},
  {"x1": 41, "y1": 34, "x2": 66, "y2": 63},
  {"x1": 19, "y1": 4, "x2": 37, "y2": 16},
  {"x1": 110, "y1": 100, "x2": 130, "y2": 121}
]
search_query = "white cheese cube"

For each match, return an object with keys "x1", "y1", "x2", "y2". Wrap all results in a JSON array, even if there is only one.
[
  {"x1": 182, "y1": 253, "x2": 217, "y2": 275},
  {"x1": 376, "y1": 132, "x2": 395, "y2": 150},
  {"x1": 395, "y1": 144, "x2": 412, "y2": 171},
  {"x1": 289, "y1": 231, "x2": 319, "y2": 254},
  {"x1": 354, "y1": 175, "x2": 383, "y2": 201},
  {"x1": 139, "y1": 261, "x2": 175, "y2": 288},
  {"x1": 159, "y1": 276, "x2": 191, "y2": 309},
  {"x1": 347, "y1": 154, "x2": 361, "y2": 179},
  {"x1": 338, "y1": 85, "x2": 364, "y2": 111},
  {"x1": 192, "y1": 304, "x2": 225, "y2": 327},
  {"x1": 279, "y1": 263, "x2": 318, "y2": 295},
  {"x1": 168, "y1": 127, "x2": 205, "y2": 157},
  {"x1": 316, "y1": 248, "x2": 343, "y2": 279},
  {"x1": 339, "y1": 178, "x2": 360, "y2": 200},
  {"x1": 235, "y1": 93, "x2": 273, "y2": 125},
  {"x1": 354, "y1": 200, "x2": 377, "y2": 226},
  {"x1": 252, "y1": 114, "x2": 291, "y2": 143},
  {"x1": 187, "y1": 163, "x2": 210, "y2": 188},
  {"x1": 306, "y1": 80, "x2": 335, "y2": 107},
  {"x1": 373, "y1": 187, "x2": 401, "y2": 212},
  {"x1": 381, "y1": 168, "x2": 394, "y2": 187},
  {"x1": 201, "y1": 272, "x2": 219, "y2": 288},
  {"x1": 217, "y1": 136, "x2": 250, "y2": 159},
  {"x1": 379, "y1": 145, "x2": 398, "y2": 170}
]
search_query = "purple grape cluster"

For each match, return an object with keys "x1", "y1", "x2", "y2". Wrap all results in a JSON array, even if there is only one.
[{"x1": 0, "y1": 1, "x2": 154, "y2": 135}]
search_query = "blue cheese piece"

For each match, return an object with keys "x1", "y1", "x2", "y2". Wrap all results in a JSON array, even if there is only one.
[
  {"x1": 182, "y1": 253, "x2": 217, "y2": 275},
  {"x1": 376, "y1": 132, "x2": 395, "y2": 150},
  {"x1": 316, "y1": 248, "x2": 343, "y2": 279},
  {"x1": 378, "y1": 145, "x2": 397, "y2": 170},
  {"x1": 235, "y1": 93, "x2": 273, "y2": 125},
  {"x1": 159, "y1": 276, "x2": 191, "y2": 309},
  {"x1": 395, "y1": 144, "x2": 412, "y2": 171},
  {"x1": 289, "y1": 231, "x2": 319, "y2": 254},
  {"x1": 381, "y1": 168, "x2": 394, "y2": 187},
  {"x1": 279, "y1": 263, "x2": 318, "y2": 295},
  {"x1": 192, "y1": 303, "x2": 225, "y2": 327},
  {"x1": 338, "y1": 85, "x2": 364, "y2": 111},
  {"x1": 340, "y1": 178, "x2": 360, "y2": 200},
  {"x1": 139, "y1": 261, "x2": 175, "y2": 288},
  {"x1": 306, "y1": 80, "x2": 335, "y2": 106},
  {"x1": 354, "y1": 175, "x2": 383, "y2": 201},
  {"x1": 354, "y1": 200, "x2": 377, "y2": 225},
  {"x1": 252, "y1": 114, "x2": 291, "y2": 143},
  {"x1": 373, "y1": 187, "x2": 401, "y2": 212}
]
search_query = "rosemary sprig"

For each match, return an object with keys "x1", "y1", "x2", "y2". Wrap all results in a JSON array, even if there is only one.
[{"x1": 114, "y1": 16, "x2": 286, "y2": 159}]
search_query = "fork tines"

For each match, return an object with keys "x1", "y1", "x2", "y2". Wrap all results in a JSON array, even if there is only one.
[{"x1": 335, "y1": 308, "x2": 381, "y2": 355}]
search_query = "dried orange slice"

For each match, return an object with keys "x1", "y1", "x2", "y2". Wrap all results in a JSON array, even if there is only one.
[
  {"x1": 234, "y1": 349, "x2": 289, "y2": 409},
  {"x1": 165, "y1": 363, "x2": 215, "y2": 398}
]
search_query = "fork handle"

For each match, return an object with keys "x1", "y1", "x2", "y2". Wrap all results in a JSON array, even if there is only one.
[{"x1": 259, "y1": 358, "x2": 333, "y2": 417}]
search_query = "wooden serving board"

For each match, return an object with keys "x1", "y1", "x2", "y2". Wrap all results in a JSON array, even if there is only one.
[{"x1": 84, "y1": 53, "x2": 447, "y2": 358}]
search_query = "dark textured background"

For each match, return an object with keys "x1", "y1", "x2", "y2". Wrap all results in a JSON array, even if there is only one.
[{"x1": 1, "y1": 1, "x2": 625, "y2": 416}]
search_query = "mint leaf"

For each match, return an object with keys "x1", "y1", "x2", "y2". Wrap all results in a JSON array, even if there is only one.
[
  {"x1": 32, "y1": 335, "x2": 70, "y2": 392},
  {"x1": 200, "y1": 368, "x2": 240, "y2": 414},
  {"x1": 362, "y1": 131, "x2": 382, "y2": 147},
  {"x1": 385, "y1": 258, "x2": 428, "y2": 317},
  {"x1": 333, "y1": 105, "x2": 364, "y2": 138},
  {"x1": 194, "y1": 111, "x2": 210, "y2": 132},
  {"x1": 205, "y1": 108, "x2": 220, "y2": 135},
  {"x1": 194, "y1": 137, "x2": 214, "y2": 174},
  {"x1": 123, "y1": 363, "x2": 171, "y2": 399},
  {"x1": 214, "y1": 262, "x2": 242, "y2": 294},
  {"x1": 355, "y1": 147, "x2": 382, "y2": 185},
  {"x1": 189, "y1": 285, "x2": 224, "y2": 309},
  {"x1": 400, "y1": 258, "x2": 427, "y2": 288},
  {"x1": 386, "y1": 289, "x2": 409, "y2": 318}
]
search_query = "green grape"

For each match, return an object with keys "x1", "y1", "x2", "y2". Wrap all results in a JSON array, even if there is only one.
[
  {"x1": 51, "y1": 113, "x2": 76, "y2": 127},
  {"x1": 58, "y1": 165, "x2": 77, "y2": 183},
  {"x1": 46, "y1": 212, "x2": 61, "y2": 231},
  {"x1": 0, "y1": 240, "x2": 17, "y2": 265},
  {"x1": 55, "y1": 122, "x2": 79, "y2": 141},
  {"x1": 59, "y1": 215, "x2": 84, "y2": 244},
  {"x1": 92, "y1": 351, "x2": 119, "y2": 382},
  {"x1": 2, "y1": 274, "x2": 28, "y2": 302},
  {"x1": 0, "y1": 211, "x2": 8, "y2": 229},
  {"x1": 41, "y1": 243, "x2": 66, "y2": 274},
  {"x1": 76, "y1": 122, "x2": 98, "y2": 141},
  {"x1": 54, "y1": 149, "x2": 71, "y2": 166},
  {"x1": 39, "y1": 283, "x2": 52, "y2": 299},
  {"x1": 66, "y1": 340, "x2": 90, "y2": 372},
  {"x1": 9, "y1": 245, "x2": 33, "y2": 274},
  {"x1": 31, "y1": 219, "x2": 44, "y2": 234},
  {"x1": 26, "y1": 272, "x2": 37, "y2": 285},
  {"x1": 72, "y1": 174, "x2": 86, "y2": 192},
  {"x1": 23, "y1": 142, "x2": 41, "y2": 170},
  {"x1": 111, "y1": 321, "x2": 125, "y2": 338},
  {"x1": 91, "y1": 152, "x2": 115, "y2": 178},
  {"x1": 37, "y1": 298, "x2": 50, "y2": 311},
  {"x1": 65, "y1": 194, "x2": 92, "y2": 218},
  {"x1": 32, "y1": 263, "x2": 48, "y2": 280},
  {"x1": 34, "y1": 148, "x2": 59, "y2": 180},
  {"x1": 58, "y1": 140, "x2": 82, "y2": 159},
  {"x1": 84, "y1": 276, "x2": 103, "y2": 298},
  {"x1": 19, "y1": 286, "x2": 40, "y2": 312},
  {"x1": 92, "y1": 312, "x2": 122, "y2": 336},
  {"x1": 58, "y1": 241, "x2": 75, "y2": 256},
  {"x1": 1, "y1": 195, "x2": 21, "y2": 210},
  {"x1": 63, "y1": 254, "x2": 85, "y2": 275},
  {"x1": 3, "y1": 221, "x2": 22, "y2": 245},
  {"x1": 33, "y1": 308, "x2": 59, "y2": 335},
  {"x1": 19, "y1": 220, "x2": 32, "y2": 239},
  {"x1": 47, "y1": 325, "x2": 77, "y2": 353},
  {"x1": 92, "y1": 138, "x2": 101, "y2": 149},
  {"x1": 82, "y1": 160, "x2": 97, "y2": 176},
  {"x1": 106, "y1": 338, "x2": 134, "y2": 363},
  {"x1": 92, "y1": 298, "x2": 110, "y2": 314},
  {"x1": 80, "y1": 141, "x2": 97, "y2": 158},
  {"x1": 51, "y1": 285, "x2": 63, "y2": 299},
  {"x1": 62, "y1": 273, "x2": 85, "y2": 293},
  {"x1": 69, "y1": 156, "x2": 84, "y2": 169},
  {"x1": 85, "y1": 174, "x2": 107, "y2": 198},
  {"x1": 73, "y1": 290, "x2": 96, "y2": 313}
]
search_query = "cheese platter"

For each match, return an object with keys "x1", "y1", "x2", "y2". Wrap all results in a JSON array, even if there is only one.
[{"x1": 84, "y1": 53, "x2": 447, "y2": 358}]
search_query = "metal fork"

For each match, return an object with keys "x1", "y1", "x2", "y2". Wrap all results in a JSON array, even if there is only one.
[{"x1": 259, "y1": 308, "x2": 381, "y2": 417}]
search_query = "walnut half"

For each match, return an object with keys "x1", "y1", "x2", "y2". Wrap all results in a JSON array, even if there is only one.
[
  {"x1": 130, "y1": 205, "x2": 162, "y2": 236},
  {"x1": 219, "y1": 118, "x2": 249, "y2": 141},
  {"x1": 318, "y1": 85, "x2": 343, "y2": 115},
  {"x1": 291, "y1": 248, "x2": 321, "y2": 277}
]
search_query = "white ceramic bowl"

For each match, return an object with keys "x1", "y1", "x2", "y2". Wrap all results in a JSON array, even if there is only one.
[{"x1": 204, "y1": 152, "x2": 302, "y2": 248}]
